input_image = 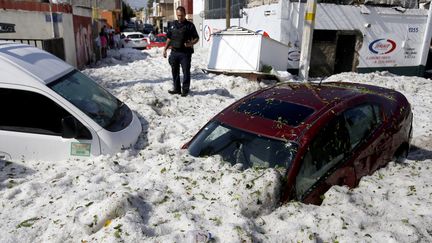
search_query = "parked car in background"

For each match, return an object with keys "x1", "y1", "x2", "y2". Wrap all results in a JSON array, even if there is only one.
[
  {"x1": 126, "y1": 21, "x2": 137, "y2": 31},
  {"x1": 184, "y1": 82, "x2": 413, "y2": 205},
  {"x1": 120, "y1": 32, "x2": 148, "y2": 49},
  {"x1": 142, "y1": 24, "x2": 154, "y2": 34},
  {"x1": 147, "y1": 33, "x2": 167, "y2": 49},
  {"x1": 0, "y1": 41, "x2": 142, "y2": 162},
  {"x1": 121, "y1": 28, "x2": 136, "y2": 33}
]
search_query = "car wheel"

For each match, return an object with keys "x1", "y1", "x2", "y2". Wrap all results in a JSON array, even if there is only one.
[{"x1": 393, "y1": 144, "x2": 409, "y2": 163}]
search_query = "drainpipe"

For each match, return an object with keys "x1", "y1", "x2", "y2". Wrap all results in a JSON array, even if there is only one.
[
  {"x1": 420, "y1": 4, "x2": 432, "y2": 73},
  {"x1": 298, "y1": 0, "x2": 317, "y2": 81},
  {"x1": 49, "y1": 0, "x2": 55, "y2": 38}
]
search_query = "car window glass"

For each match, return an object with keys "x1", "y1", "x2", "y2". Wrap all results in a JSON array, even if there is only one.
[
  {"x1": 372, "y1": 104, "x2": 381, "y2": 124},
  {"x1": 188, "y1": 121, "x2": 298, "y2": 173},
  {"x1": 344, "y1": 104, "x2": 380, "y2": 149},
  {"x1": 156, "y1": 36, "x2": 166, "y2": 42},
  {"x1": 48, "y1": 70, "x2": 121, "y2": 130},
  {"x1": 128, "y1": 34, "x2": 143, "y2": 39},
  {"x1": 236, "y1": 98, "x2": 315, "y2": 126},
  {"x1": 295, "y1": 115, "x2": 350, "y2": 199},
  {"x1": 0, "y1": 88, "x2": 91, "y2": 139},
  {"x1": 203, "y1": 124, "x2": 231, "y2": 144}
]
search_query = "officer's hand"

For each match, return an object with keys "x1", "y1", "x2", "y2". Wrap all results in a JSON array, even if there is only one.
[
  {"x1": 163, "y1": 49, "x2": 167, "y2": 58},
  {"x1": 184, "y1": 40, "x2": 192, "y2": 47}
]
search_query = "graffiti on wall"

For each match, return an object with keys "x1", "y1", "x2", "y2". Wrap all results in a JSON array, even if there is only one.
[
  {"x1": 73, "y1": 15, "x2": 93, "y2": 69},
  {"x1": 0, "y1": 23, "x2": 15, "y2": 33}
]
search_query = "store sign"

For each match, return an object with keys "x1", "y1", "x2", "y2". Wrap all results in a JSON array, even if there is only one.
[
  {"x1": 0, "y1": 23, "x2": 15, "y2": 33},
  {"x1": 369, "y1": 38, "x2": 396, "y2": 55},
  {"x1": 288, "y1": 50, "x2": 300, "y2": 62}
]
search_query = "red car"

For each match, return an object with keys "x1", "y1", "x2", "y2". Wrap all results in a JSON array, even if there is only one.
[
  {"x1": 147, "y1": 33, "x2": 167, "y2": 49},
  {"x1": 184, "y1": 82, "x2": 413, "y2": 205}
]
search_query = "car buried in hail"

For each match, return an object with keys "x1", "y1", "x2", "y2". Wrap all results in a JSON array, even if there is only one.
[{"x1": 183, "y1": 82, "x2": 413, "y2": 205}]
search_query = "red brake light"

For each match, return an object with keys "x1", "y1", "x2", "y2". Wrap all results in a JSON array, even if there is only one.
[{"x1": 142, "y1": 39, "x2": 148, "y2": 43}]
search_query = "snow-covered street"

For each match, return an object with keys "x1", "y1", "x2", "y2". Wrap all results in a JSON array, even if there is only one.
[{"x1": 1, "y1": 47, "x2": 431, "y2": 243}]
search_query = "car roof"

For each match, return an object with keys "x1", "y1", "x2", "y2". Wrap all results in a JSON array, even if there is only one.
[
  {"x1": 122, "y1": 32, "x2": 144, "y2": 36},
  {"x1": 214, "y1": 81, "x2": 398, "y2": 141},
  {"x1": 0, "y1": 41, "x2": 73, "y2": 85}
]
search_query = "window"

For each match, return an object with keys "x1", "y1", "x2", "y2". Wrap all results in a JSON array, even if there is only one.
[
  {"x1": 155, "y1": 36, "x2": 167, "y2": 42},
  {"x1": 343, "y1": 104, "x2": 381, "y2": 149},
  {"x1": 188, "y1": 121, "x2": 298, "y2": 173},
  {"x1": 295, "y1": 103, "x2": 382, "y2": 199},
  {"x1": 49, "y1": 70, "x2": 132, "y2": 132},
  {"x1": 0, "y1": 88, "x2": 91, "y2": 139},
  {"x1": 205, "y1": 0, "x2": 245, "y2": 19},
  {"x1": 127, "y1": 34, "x2": 144, "y2": 39},
  {"x1": 295, "y1": 115, "x2": 350, "y2": 198},
  {"x1": 236, "y1": 98, "x2": 314, "y2": 126}
]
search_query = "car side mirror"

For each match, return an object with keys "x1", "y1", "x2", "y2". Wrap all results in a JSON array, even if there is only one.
[{"x1": 62, "y1": 116, "x2": 78, "y2": 139}]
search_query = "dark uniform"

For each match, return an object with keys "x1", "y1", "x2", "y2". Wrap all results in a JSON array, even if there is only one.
[{"x1": 166, "y1": 20, "x2": 199, "y2": 95}]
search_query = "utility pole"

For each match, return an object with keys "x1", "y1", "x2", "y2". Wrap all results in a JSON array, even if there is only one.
[
  {"x1": 298, "y1": 0, "x2": 317, "y2": 81},
  {"x1": 226, "y1": 0, "x2": 231, "y2": 29},
  {"x1": 420, "y1": 4, "x2": 432, "y2": 75}
]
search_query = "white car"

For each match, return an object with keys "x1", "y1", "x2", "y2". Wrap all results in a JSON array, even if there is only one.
[
  {"x1": 0, "y1": 41, "x2": 142, "y2": 162},
  {"x1": 120, "y1": 32, "x2": 149, "y2": 49}
]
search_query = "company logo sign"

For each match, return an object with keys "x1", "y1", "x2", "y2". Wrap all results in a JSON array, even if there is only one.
[
  {"x1": 288, "y1": 50, "x2": 300, "y2": 62},
  {"x1": 369, "y1": 39, "x2": 396, "y2": 55}
]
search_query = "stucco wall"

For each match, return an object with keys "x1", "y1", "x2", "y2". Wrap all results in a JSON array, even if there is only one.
[
  {"x1": 202, "y1": 1, "x2": 430, "y2": 72},
  {"x1": 239, "y1": 3, "x2": 282, "y2": 41},
  {"x1": 200, "y1": 3, "x2": 283, "y2": 48},
  {"x1": 60, "y1": 13, "x2": 77, "y2": 67},
  {"x1": 0, "y1": 9, "x2": 54, "y2": 38},
  {"x1": 0, "y1": 9, "x2": 77, "y2": 67}
]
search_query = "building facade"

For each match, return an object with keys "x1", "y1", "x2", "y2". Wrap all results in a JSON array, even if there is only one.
[{"x1": 0, "y1": 0, "x2": 121, "y2": 68}]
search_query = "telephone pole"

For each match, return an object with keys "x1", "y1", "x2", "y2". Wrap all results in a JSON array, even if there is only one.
[
  {"x1": 226, "y1": 0, "x2": 231, "y2": 28},
  {"x1": 298, "y1": 0, "x2": 317, "y2": 81}
]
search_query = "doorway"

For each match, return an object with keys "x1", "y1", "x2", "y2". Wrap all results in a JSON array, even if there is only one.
[{"x1": 334, "y1": 34, "x2": 357, "y2": 74}]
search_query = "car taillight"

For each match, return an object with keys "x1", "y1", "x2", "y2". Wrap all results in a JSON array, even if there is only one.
[
  {"x1": 142, "y1": 39, "x2": 148, "y2": 43},
  {"x1": 124, "y1": 38, "x2": 131, "y2": 43}
]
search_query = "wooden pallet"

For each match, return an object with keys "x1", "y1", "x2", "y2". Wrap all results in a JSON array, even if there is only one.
[{"x1": 202, "y1": 68, "x2": 281, "y2": 82}]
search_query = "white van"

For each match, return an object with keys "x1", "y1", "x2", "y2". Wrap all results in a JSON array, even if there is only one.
[{"x1": 0, "y1": 42, "x2": 142, "y2": 161}]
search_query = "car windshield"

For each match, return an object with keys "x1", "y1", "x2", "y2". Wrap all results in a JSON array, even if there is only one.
[
  {"x1": 188, "y1": 121, "x2": 298, "y2": 172},
  {"x1": 48, "y1": 70, "x2": 120, "y2": 129},
  {"x1": 127, "y1": 34, "x2": 144, "y2": 39},
  {"x1": 155, "y1": 36, "x2": 167, "y2": 42}
]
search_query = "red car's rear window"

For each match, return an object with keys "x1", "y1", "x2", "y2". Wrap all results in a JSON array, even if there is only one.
[{"x1": 236, "y1": 97, "x2": 314, "y2": 126}]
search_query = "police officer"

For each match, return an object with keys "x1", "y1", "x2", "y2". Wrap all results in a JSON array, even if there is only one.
[{"x1": 163, "y1": 6, "x2": 199, "y2": 97}]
